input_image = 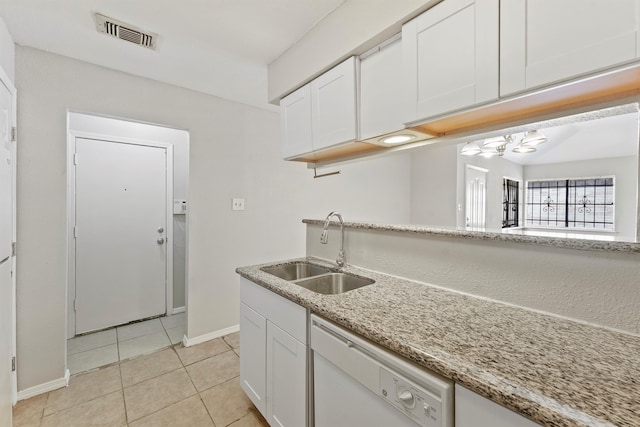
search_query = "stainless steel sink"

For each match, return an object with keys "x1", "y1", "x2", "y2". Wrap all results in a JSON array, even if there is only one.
[
  {"x1": 293, "y1": 273, "x2": 374, "y2": 295},
  {"x1": 261, "y1": 262, "x2": 374, "y2": 295},
  {"x1": 261, "y1": 262, "x2": 332, "y2": 281}
]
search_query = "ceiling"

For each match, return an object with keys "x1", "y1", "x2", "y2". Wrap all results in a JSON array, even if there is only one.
[
  {"x1": 477, "y1": 112, "x2": 640, "y2": 165},
  {"x1": 0, "y1": 0, "x2": 346, "y2": 109}
]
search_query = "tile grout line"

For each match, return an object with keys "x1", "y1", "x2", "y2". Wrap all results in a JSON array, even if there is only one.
[
  {"x1": 116, "y1": 327, "x2": 122, "y2": 362},
  {"x1": 118, "y1": 358, "x2": 129, "y2": 426}
]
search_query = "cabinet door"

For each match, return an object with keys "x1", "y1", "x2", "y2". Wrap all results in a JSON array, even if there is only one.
[
  {"x1": 403, "y1": 0, "x2": 498, "y2": 122},
  {"x1": 239, "y1": 303, "x2": 267, "y2": 417},
  {"x1": 280, "y1": 84, "x2": 313, "y2": 159},
  {"x1": 311, "y1": 57, "x2": 358, "y2": 151},
  {"x1": 360, "y1": 37, "x2": 406, "y2": 140},
  {"x1": 455, "y1": 385, "x2": 539, "y2": 427},
  {"x1": 266, "y1": 322, "x2": 307, "y2": 427},
  {"x1": 501, "y1": 0, "x2": 640, "y2": 96}
]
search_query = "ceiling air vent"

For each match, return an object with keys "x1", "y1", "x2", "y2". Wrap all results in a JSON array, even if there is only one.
[{"x1": 95, "y1": 13, "x2": 157, "y2": 50}]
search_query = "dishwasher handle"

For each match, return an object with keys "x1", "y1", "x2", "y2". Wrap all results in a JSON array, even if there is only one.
[{"x1": 314, "y1": 320, "x2": 355, "y2": 348}]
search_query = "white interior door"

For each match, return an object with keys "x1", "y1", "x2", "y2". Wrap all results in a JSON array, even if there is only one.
[
  {"x1": 465, "y1": 165, "x2": 487, "y2": 228},
  {"x1": 75, "y1": 138, "x2": 168, "y2": 334},
  {"x1": 0, "y1": 74, "x2": 15, "y2": 425}
]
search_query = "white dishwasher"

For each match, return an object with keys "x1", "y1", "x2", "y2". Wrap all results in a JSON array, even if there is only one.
[{"x1": 311, "y1": 315, "x2": 454, "y2": 427}]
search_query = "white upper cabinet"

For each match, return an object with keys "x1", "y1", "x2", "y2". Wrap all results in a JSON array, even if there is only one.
[
  {"x1": 360, "y1": 37, "x2": 406, "y2": 140},
  {"x1": 280, "y1": 57, "x2": 358, "y2": 159},
  {"x1": 403, "y1": 0, "x2": 499, "y2": 123},
  {"x1": 500, "y1": 0, "x2": 640, "y2": 96},
  {"x1": 280, "y1": 85, "x2": 313, "y2": 159},
  {"x1": 310, "y1": 57, "x2": 358, "y2": 151}
]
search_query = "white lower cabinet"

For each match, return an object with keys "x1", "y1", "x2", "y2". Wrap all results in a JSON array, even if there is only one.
[
  {"x1": 239, "y1": 278, "x2": 308, "y2": 427},
  {"x1": 455, "y1": 384, "x2": 540, "y2": 427},
  {"x1": 239, "y1": 303, "x2": 267, "y2": 415},
  {"x1": 266, "y1": 322, "x2": 307, "y2": 426}
]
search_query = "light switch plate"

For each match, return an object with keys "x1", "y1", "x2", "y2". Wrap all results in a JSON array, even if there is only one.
[{"x1": 232, "y1": 198, "x2": 245, "y2": 211}]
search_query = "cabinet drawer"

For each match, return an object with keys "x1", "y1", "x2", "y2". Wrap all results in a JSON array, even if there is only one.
[{"x1": 240, "y1": 278, "x2": 307, "y2": 344}]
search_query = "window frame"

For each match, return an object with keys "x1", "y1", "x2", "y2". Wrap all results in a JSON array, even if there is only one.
[
  {"x1": 524, "y1": 175, "x2": 616, "y2": 232},
  {"x1": 502, "y1": 177, "x2": 521, "y2": 229}
]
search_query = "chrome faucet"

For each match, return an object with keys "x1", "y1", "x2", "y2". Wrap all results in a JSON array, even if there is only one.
[{"x1": 321, "y1": 211, "x2": 345, "y2": 267}]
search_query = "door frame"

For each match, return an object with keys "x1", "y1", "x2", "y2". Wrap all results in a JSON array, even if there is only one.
[
  {"x1": 0, "y1": 63, "x2": 17, "y2": 407},
  {"x1": 66, "y1": 130, "x2": 174, "y2": 338}
]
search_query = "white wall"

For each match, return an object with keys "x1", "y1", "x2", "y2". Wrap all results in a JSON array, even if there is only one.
[
  {"x1": 14, "y1": 46, "x2": 411, "y2": 392},
  {"x1": 307, "y1": 224, "x2": 640, "y2": 335},
  {"x1": 524, "y1": 156, "x2": 638, "y2": 241},
  {"x1": 409, "y1": 143, "x2": 458, "y2": 226}
]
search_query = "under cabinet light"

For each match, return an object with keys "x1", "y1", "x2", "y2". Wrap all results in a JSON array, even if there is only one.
[{"x1": 379, "y1": 134, "x2": 416, "y2": 145}]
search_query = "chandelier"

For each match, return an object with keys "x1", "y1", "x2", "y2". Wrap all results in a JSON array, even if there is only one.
[{"x1": 460, "y1": 130, "x2": 547, "y2": 158}]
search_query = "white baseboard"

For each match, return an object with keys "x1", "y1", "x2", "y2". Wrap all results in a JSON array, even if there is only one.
[
  {"x1": 182, "y1": 324, "x2": 239, "y2": 347},
  {"x1": 17, "y1": 369, "x2": 70, "y2": 401},
  {"x1": 171, "y1": 306, "x2": 185, "y2": 315}
]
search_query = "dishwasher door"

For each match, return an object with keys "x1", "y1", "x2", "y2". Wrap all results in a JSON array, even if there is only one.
[
  {"x1": 311, "y1": 315, "x2": 453, "y2": 427},
  {"x1": 314, "y1": 351, "x2": 421, "y2": 427}
]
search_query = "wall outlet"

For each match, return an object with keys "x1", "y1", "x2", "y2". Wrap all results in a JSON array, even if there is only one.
[{"x1": 232, "y1": 198, "x2": 245, "y2": 211}]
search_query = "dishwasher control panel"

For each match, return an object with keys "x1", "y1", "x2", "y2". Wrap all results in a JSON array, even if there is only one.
[{"x1": 380, "y1": 367, "x2": 444, "y2": 426}]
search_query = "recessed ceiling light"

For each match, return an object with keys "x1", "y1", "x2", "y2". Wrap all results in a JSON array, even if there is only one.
[{"x1": 379, "y1": 134, "x2": 416, "y2": 145}]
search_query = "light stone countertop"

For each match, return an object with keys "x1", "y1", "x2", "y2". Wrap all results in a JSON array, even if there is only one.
[
  {"x1": 302, "y1": 220, "x2": 640, "y2": 253},
  {"x1": 236, "y1": 257, "x2": 640, "y2": 427}
]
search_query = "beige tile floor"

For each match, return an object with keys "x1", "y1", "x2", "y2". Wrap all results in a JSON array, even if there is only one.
[
  {"x1": 13, "y1": 332, "x2": 268, "y2": 427},
  {"x1": 67, "y1": 314, "x2": 187, "y2": 375}
]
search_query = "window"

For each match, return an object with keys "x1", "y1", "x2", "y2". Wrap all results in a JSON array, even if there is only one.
[
  {"x1": 502, "y1": 178, "x2": 519, "y2": 228},
  {"x1": 525, "y1": 178, "x2": 614, "y2": 230}
]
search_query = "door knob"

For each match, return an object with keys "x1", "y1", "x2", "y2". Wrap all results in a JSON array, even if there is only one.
[
  {"x1": 157, "y1": 227, "x2": 164, "y2": 233},
  {"x1": 157, "y1": 238, "x2": 165, "y2": 244}
]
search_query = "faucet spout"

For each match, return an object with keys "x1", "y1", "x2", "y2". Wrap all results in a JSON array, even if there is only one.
[{"x1": 320, "y1": 211, "x2": 345, "y2": 267}]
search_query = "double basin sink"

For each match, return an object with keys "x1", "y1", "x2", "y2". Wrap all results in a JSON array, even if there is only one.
[{"x1": 261, "y1": 262, "x2": 374, "y2": 295}]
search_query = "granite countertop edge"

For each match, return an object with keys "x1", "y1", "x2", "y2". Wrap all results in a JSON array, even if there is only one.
[
  {"x1": 236, "y1": 257, "x2": 639, "y2": 427},
  {"x1": 302, "y1": 219, "x2": 640, "y2": 253}
]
